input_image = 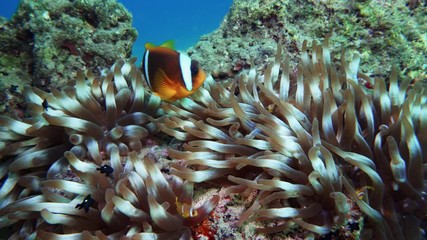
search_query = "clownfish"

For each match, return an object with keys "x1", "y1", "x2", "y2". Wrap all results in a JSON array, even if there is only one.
[{"x1": 141, "y1": 41, "x2": 206, "y2": 102}]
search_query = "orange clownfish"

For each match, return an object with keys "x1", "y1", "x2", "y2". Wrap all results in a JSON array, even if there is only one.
[{"x1": 141, "y1": 41, "x2": 206, "y2": 102}]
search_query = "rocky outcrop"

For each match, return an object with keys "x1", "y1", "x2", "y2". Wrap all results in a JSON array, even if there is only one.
[
  {"x1": 0, "y1": 0, "x2": 137, "y2": 91},
  {"x1": 188, "y1": 0, "x2": 426, "y2": 81}
]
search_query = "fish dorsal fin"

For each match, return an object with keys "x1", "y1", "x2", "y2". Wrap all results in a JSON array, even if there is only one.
[
  {"x1": 160, "y1": 40, "x2": 175, "y2": 49},
  {"x1": 153, "y1": 69, "x2": 176, "y2": 101},
  {"x1": 145, "y1": 40, "x2": 175, "y2": 50},
  {"x1": 145, "y1": 42, "x2": 157, "y2": 50}
]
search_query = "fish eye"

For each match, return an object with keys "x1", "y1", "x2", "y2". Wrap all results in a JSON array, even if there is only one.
[{"x1": 190, "y1": 60, "x2": 199, "y2": 76}]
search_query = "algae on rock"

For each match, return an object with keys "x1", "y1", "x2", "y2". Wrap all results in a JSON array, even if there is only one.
[
  {"x1": 188, "y1": 0, "x2": 426, "y2": 81},
  {"x1": 1, "y1": 0, "x2": 137, "y2": 90}
]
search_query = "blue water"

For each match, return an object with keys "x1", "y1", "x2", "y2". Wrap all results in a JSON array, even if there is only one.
[
  {"x1": 0, "y1": 0, "x2": 231, "y2": 56},
  {"x1": 126, "y1": 0, "x2": 232, "y2": 55}
]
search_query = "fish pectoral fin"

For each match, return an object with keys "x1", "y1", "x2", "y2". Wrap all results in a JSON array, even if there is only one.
[{"x1": 153, "y1": 69, "x2": 177, "y2": 100}]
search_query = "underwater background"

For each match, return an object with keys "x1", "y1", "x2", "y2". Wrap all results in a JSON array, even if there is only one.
[
  {"x1": 0, "y1": 0, "x2": 426, "y2": 239},
  {"x1": 0, "y1": 0, "x2": 233, "y2": 52}
]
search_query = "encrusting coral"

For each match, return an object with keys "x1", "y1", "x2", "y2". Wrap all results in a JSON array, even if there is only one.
[
  {"x1": 0, "y1": 59, "x2": 218, "y2": 239},
  {"x1": 0, "y1": 36, "x2": 426, "y2": 239},
  {"x1": 161, "y1": 36, "x2": 427, "y2": 239}
]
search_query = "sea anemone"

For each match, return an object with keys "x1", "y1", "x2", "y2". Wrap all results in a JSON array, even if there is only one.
[
  {"x1": 1, "y1": 36, "x2": 425, "y2": 239},
  {"x1": 0, "y1": 58, "x2": 219, "y2": 239},
  {"x1": 161, "y1": 37, "x2": 427, "y2": 239}
]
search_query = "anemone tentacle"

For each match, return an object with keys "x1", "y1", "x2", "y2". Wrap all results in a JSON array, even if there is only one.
[{"x1": 161, "y1": 37, "x2": 427, "y2": 239}]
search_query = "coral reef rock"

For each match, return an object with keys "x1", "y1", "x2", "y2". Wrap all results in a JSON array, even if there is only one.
[
  {"x1": 188, "y1": 0, "x2": 427, "y2": 81},
  {"x1": 0, "y1": 17, "x2": 32, "y2": 92},
  {"x1": 0, "y1": 0, "x2": 137, "y2": 91}
]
